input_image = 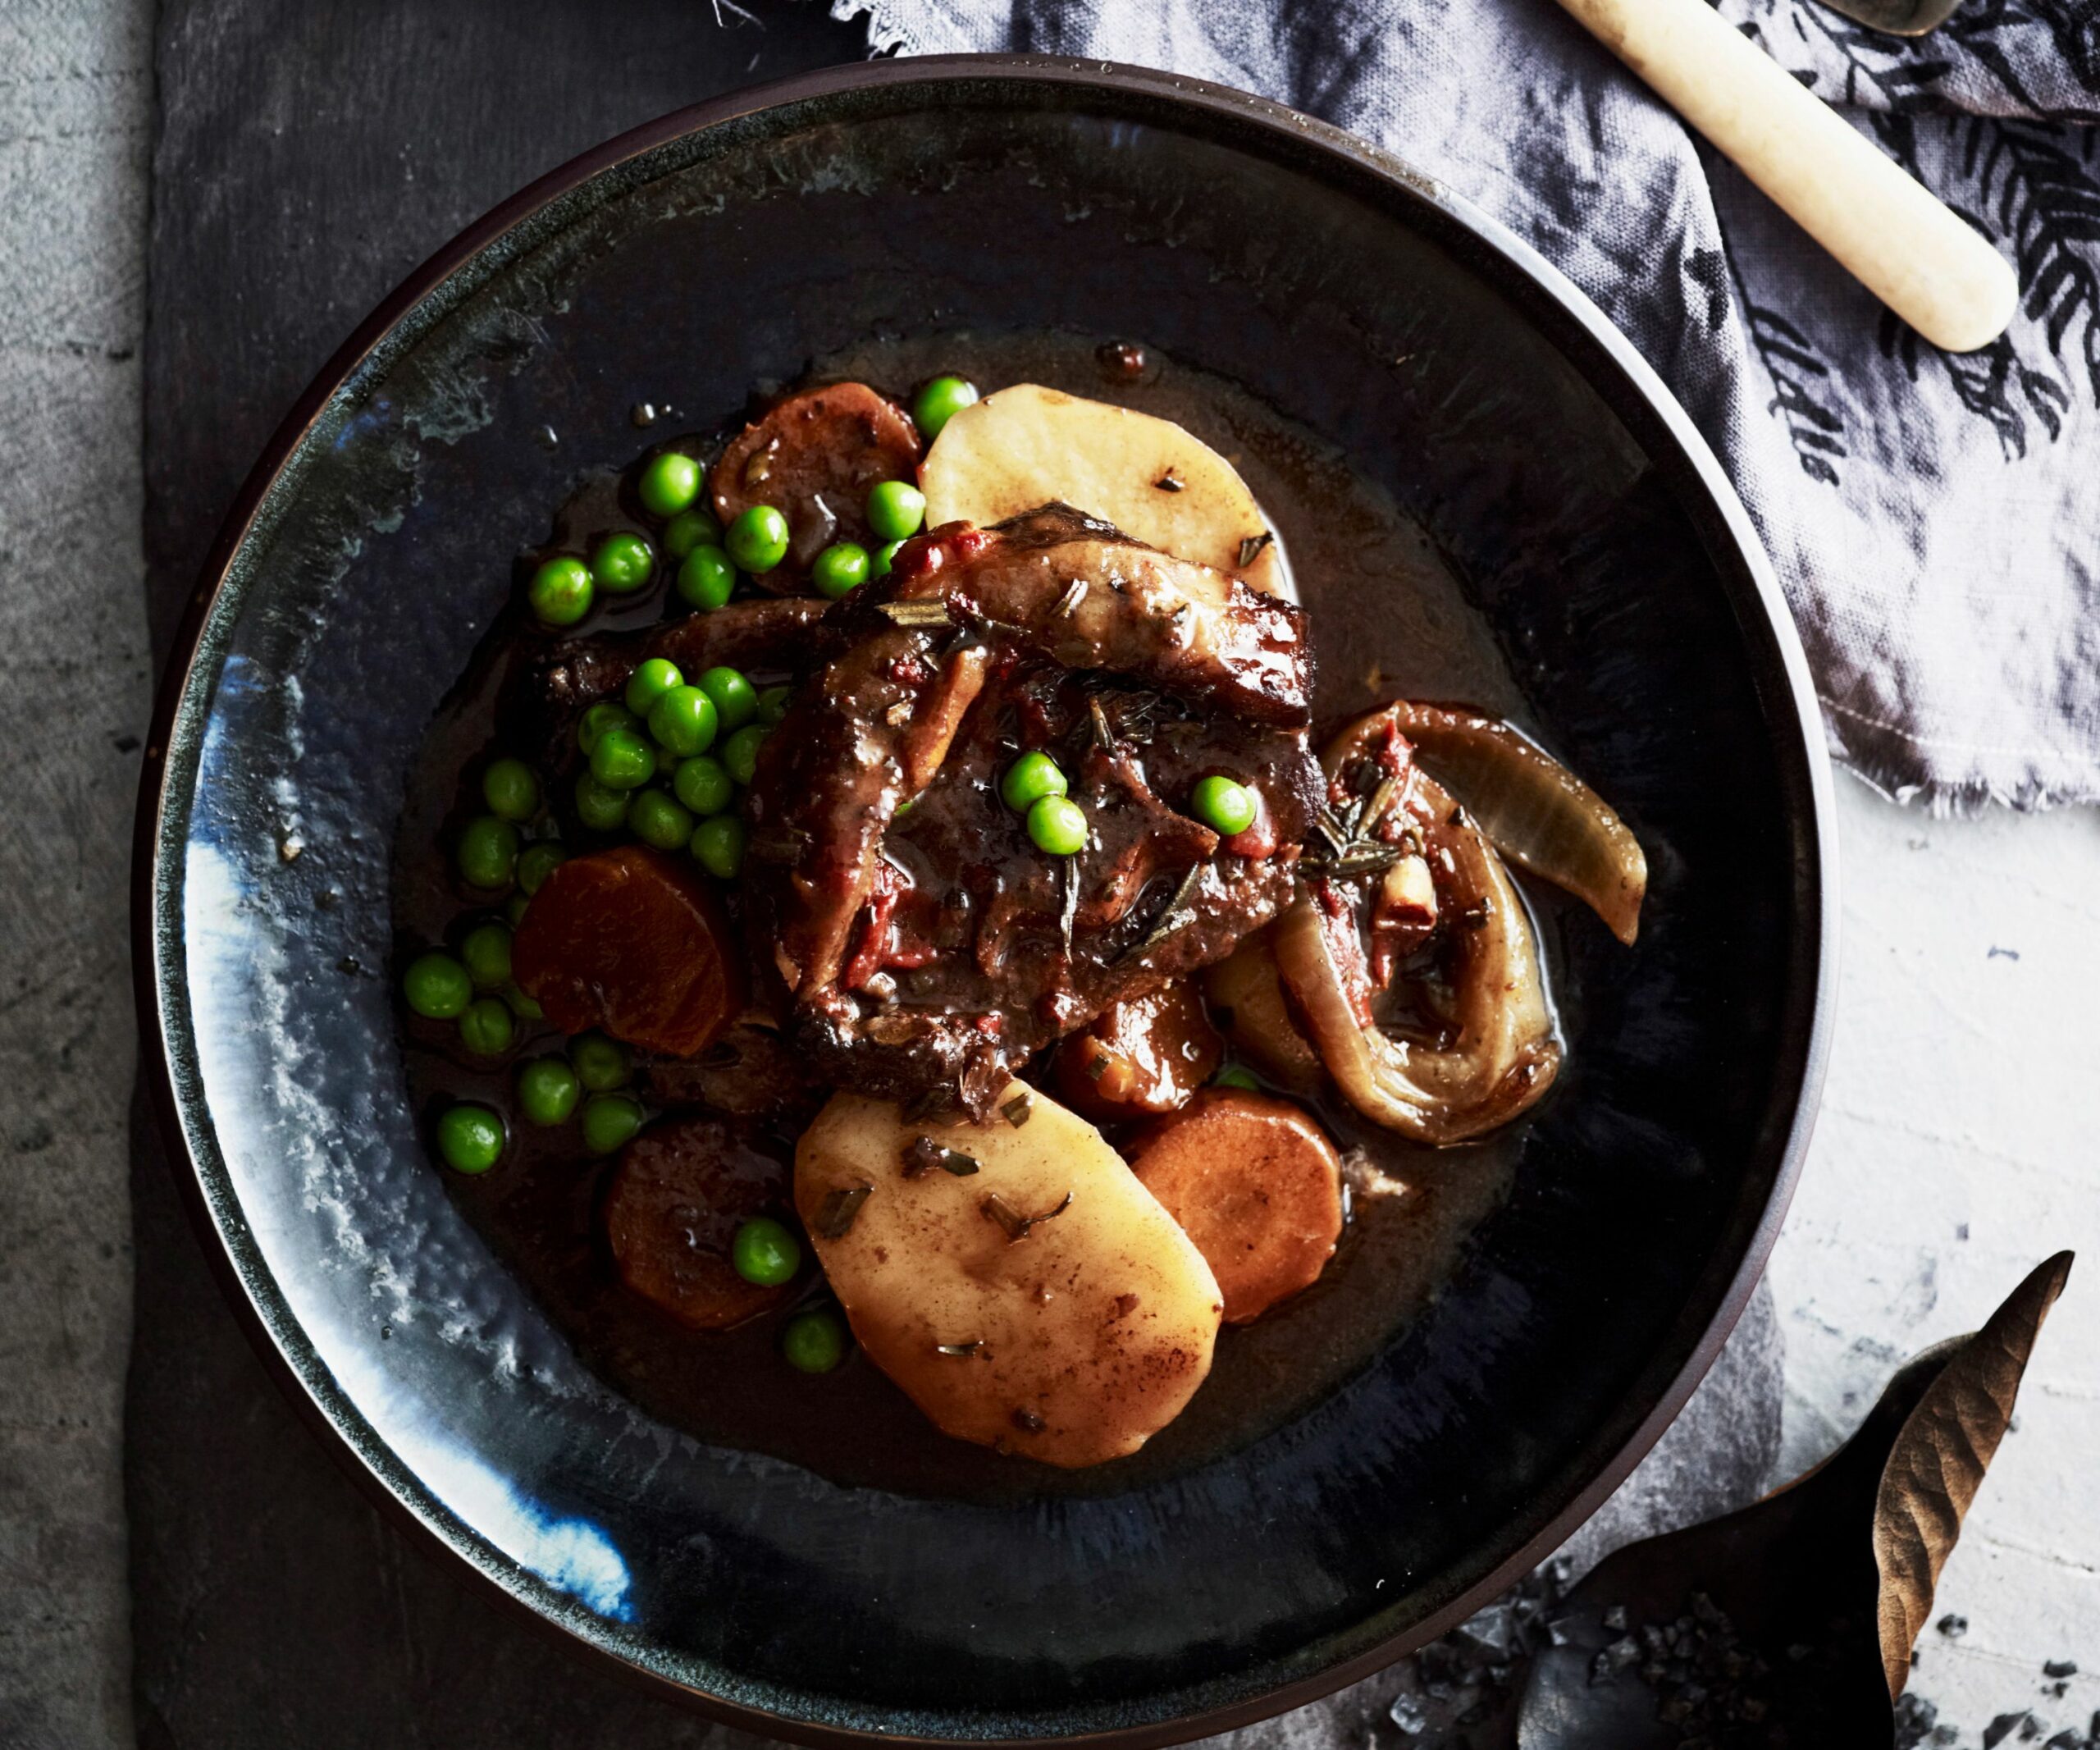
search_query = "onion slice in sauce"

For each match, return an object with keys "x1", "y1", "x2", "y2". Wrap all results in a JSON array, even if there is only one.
[
  {"x1": 1386, "y1": 701, "x2": 1647, "y2": 946},
  {"x1": 1271, "y1": 706, "x2": 1560, "y2": 1145}
]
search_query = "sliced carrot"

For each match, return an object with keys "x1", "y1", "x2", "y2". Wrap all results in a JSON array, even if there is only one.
[
  {"x1": 709, "y1": 382, "x2": 922, "y2": 583},
  {"x1": 1052, "y1": 981, "x2": 1223, "y2": 1121},
  {"x1": 513, "y1": 844, "x2": 745, "y2": 1056},
  {"x1": 604, "y1": 1116, "x2": 793, "y2": 1329},
  {"x1": 1125, "y1": 1088, "x2": 1343, "y2": 1324}
]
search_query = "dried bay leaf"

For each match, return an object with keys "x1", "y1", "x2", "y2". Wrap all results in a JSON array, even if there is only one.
[
  {"x1": 1874, "y1": 1250, "x2": 2072, "y2": 1699},
  {"x1": 1515, "y1": 1252, "x2": 2075, "y2": 1748}
]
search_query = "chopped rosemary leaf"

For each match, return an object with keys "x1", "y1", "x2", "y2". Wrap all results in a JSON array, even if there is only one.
[
  {"x1": 1001, "y1": 1091, "x2": 1033, "y2": 1127},
  {"x1": 935, "y1": 1340, "x2": 984, "y2": 1358},
  {"x1": 982, "y1": 1190, "x2": 1072, "y2": 1242},
  {"x1": 1011, "y1": 1407, "x2": 1046, "y2": 1432},
  {"x1": 1237, "y1": 531, "x2": 1274, "y2": 568},
  {"x1": 1154, "y1": 471, "x2": 1185, "y2": 493},
  {"x1": 903, "y1": 1133, "x2": 980, "y2": 1178},
  {"x1": 1122, "y1": 862, "x2": 1205, "y2": 963},
  {"x1": 1053, "y1": 577, "x2": 1089, "y2": 618},
  {"x1": 814, "y1": 1182, "x2": 873, "y2": 1238},
  {"x1": 880, "y1": 600, "x2": 951, "y2": 628}
]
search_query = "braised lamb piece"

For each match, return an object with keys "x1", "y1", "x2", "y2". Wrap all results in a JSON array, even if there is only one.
[{"x1": 740, "y1": 505, "x2": 1322, "y2": 1118}]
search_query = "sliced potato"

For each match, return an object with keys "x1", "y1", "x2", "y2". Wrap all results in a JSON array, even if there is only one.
[
  {"x1": 920, "y1": 383, "x2": 1285, "y2": 596},
  {"x1": 795, "y1": 1086, "x2": 1223, "y2": 1468}
]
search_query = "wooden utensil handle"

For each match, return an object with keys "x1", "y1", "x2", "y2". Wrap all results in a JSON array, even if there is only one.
[{"x1": 1553, "y1": 0, "x2": 2017, "y2": 351}]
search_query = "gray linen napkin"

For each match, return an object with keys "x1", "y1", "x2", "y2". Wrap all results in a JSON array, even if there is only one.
[{"x1": 835, "y1": 0, "x2": 2100, "y2": 810}]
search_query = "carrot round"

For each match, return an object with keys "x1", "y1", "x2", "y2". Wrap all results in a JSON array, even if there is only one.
[
  {"x1": 604, "y1": 1115, "x2": 793, "y2": 1329},
  {"x1": 513, "y1": 844, "x2": 745, "y2": 1056},
  {"x1": 1126, "y1": 1088, "x2": 1344, "y2": 1324}
]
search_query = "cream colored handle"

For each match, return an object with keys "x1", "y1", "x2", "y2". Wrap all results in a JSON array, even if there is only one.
[{"x1": 1553, "y1": 0, "x2": 2018, "y2": 352}]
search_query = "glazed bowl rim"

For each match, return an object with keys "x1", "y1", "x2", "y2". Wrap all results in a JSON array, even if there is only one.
[{"x1": 131, "y1": 51, "x2": 1838, "y2": 1748}]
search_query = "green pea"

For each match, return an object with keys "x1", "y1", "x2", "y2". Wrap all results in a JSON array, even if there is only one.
[
  {"x1": 623, "y1": 656, "x2": 684, "y2": 718},
  {"x1": 782, "y1": 1308, "x2": 847, "y2": 1374},
  {"x1": 673, "y1": 755, "x2": 733, "y2": 816},
  {"x1": 664, "y1": 507, "x2": 722, "y2": 560},
  {"x1": 457, "y1": 816, "x2": 521, "y2": 889},
  {"x1": 403, "y1": 952, "x2": 472, "y2": 1020},
  {"x1": 1191, "y1": 774, "x2": 1257, "y2": 835},
  {"x1": 872, "y1": 539, "x2": 905, "y2": 578},
  {"x1": 912, "y1": 374, "x2": 979, "y2": 440},
  {"x1": 570, "y1": 1033, "x2": 630, "y2": 1093},
  {"x1": 865, "y1": 480, "x2": 926, "y2": 542},
  {"x1": 638, "y1": 451, "x2": 701, "y2": 518},
  {"x1": 698, "y1": 666, "x2": 758, "y2": 733},
  {"x1": 457, "y1": 996, "x2": 515, "y2": 1058},
  {"x1": 527, "y1": 555, "x2": 593, "y2": 626},
  {"x1": 690, "y1": 815, "x2": 746, "y2": 880},
  {"x1": 999, "y1": 751, "x2": 1066, "y2": 813},
  {"x1": 516, "y1": 1055, "x2": 579, "y2": 1126},
  {"x1": 1212, "y1": 1064, "x2": 1261, "y2": 1091},
  {"x1": 459, "y1": 921, "x2": 513, "y2": 989},
  {"x1": 756, "y1": 685, "x2": 792, "y2": 725},
  {"x1": 1026, "y1": 794, "x2": 1088, "y2": 857},
  {"x1": 629, "y1": 787, "x2": 695, "y2": 851},
  {"x1": 731, "y1": 1216, "x2": 801, "y2": 1287},
  {"x1": 436, "y1": 1103, "x2": 504, "y2": 1174},
  {"x1": 591, "y1": 532, "x2": 655, "y2": 594},
  {"x1": 721, "y1": 723, "x2": 768, "y2": 787},
  {"x1": 504, "y1": 983, "x2": 545, "y2": 1022},
  {"x1": 675, "y1": 544, "x2": 736, "y2": 611},
  {"x1": 589, "y1": 728, "x2": 655, "y2": 791},
  {"x1": 580, "y1": 1093, "x2": 644, "y2": 1155},
  {"x1": 647, "y1": 684, "x2": 718, "y2": 758},
  {"x1": 578, "y1": 701, "x2": 640, "y2": 756},
  {"x1": 725, "y1": 505, "x2": 790, "y2": 574},
  {"x1": 482, "y1": 757, "x2": 539, "y2": 822},
  {"x1": 574, "y1": 774, "x2": 630, "y2": 832},
  {"x1": 812, "y1": 541, "x2": 871, "y2": 600},
  {"x1": 516, "y1": 841, "x2": 566, "y2": 895}
]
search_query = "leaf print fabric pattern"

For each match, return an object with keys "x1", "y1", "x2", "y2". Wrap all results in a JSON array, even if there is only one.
[{"x1": 839, "y1": 0, "x2": 2100, "y2": 808}]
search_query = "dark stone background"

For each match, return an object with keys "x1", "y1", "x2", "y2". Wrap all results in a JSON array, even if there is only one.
[
  {"x1": 126, "y1": 5, "x2": 1782, "y2": 1743},
  {"x1": 131, "y1": 6, "x2": 865, "y2": 1745}
]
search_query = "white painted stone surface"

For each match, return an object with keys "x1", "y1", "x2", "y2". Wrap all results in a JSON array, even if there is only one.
[{"x1": 1769, "y1": 774, "x2": 2100, "y2": 1730}]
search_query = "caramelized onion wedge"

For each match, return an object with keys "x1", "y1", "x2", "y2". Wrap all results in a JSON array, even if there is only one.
[
  {"x1": 1387, "y1": 702, "x2": 1647, "y2": 946},
  {"x1": 1274, "y1": 707, "x2": 1560, "y2": 1145}
]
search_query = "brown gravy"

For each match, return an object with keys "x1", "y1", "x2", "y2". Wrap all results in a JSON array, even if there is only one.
[{"x1": 393, "y1": 335, "x2": 1538, "y2": 1502}]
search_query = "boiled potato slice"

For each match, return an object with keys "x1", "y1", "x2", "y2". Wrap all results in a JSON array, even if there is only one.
[
  {"x1": 920, "y1": 382, "x2": 1285, "y2": 596},
  {"x1": 796, "y1": 1086, "x2": 1223, "y2": 1468}
]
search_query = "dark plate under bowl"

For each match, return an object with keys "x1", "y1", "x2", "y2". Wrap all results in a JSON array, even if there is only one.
[{"x1": 134, "y1": 56, "x2": 1834, "y2": 1748}]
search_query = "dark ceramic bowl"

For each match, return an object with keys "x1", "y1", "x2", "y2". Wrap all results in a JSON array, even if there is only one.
[{"x1": 135, "y1": 56, "x2": 1834, "y2": 1747}]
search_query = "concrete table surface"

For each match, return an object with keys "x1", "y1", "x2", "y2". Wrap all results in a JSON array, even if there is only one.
[{"x1": 0, "y1": 0, "x2": 2094, "y2": 1743}]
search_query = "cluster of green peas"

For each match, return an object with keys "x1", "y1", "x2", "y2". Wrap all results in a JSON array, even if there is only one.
[
  {"x1": 403, "y1": 756, "x2": 565, "y2": 1061},
  {"x1": 522, "y1": 375, "x2": 979, "y2": 629},
  {"x1": 998, "y1": 751, "x2": 1259, "y2": 856},
  {"x1": 417, "y1": 1021, "x2": 846, "y2": 1367},
  {"x1": 573, "y1": 657, "x2": 781, "y2": 879}
]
